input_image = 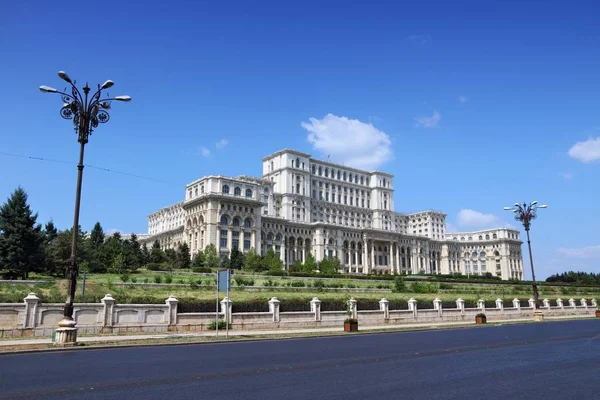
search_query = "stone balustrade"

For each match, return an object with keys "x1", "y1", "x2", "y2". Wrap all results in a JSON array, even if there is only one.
[{"x1": 0, "y1": 295, "x2": 596, "y2": 338}]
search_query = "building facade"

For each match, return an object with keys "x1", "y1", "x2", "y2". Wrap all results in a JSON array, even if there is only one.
[{"x1": 141, "y1": 149, "x2": 524, "y2": 280}]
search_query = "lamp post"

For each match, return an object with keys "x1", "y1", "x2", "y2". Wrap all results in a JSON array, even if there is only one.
[
  {"x1": 40, "y1": 71, "x2": 130, "y2": 345},
  {"x1": 503, "y1": 201, "x2": 547, "y2": 322}
]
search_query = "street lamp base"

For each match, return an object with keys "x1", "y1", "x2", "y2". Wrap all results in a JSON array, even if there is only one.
[
  {"x1": 533, "y1": 309, "x2": 544, "y2": 322},
  {"x1": 54, "y1": 318, "x2": 78, "y2": 346}
]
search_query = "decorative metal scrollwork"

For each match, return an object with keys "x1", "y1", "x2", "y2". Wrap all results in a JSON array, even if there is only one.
[{"x1": 60, "y1": 105, "x2": 74, "y2": 119}]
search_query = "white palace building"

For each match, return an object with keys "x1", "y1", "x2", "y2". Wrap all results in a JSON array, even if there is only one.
[{"x1": 141, "y1": 149, "x2": 525, "y2": 280}]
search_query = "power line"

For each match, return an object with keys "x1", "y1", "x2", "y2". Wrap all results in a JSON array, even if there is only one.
[{"x1": 0, "y1": 151, "x2": 182, "y2": 187}]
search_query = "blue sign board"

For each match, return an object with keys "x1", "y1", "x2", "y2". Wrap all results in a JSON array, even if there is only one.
[{"x1": 217, "y1": 269, "x2": 230, "y2": 293}]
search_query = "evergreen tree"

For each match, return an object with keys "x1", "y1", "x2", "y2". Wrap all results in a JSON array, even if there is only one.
[
  {"x1": 175, "y1": 242, "x2": 191, "y2": 268},
  {"x1": 103, "y1": 232, "x2": 124, "y2": 270},
  {"x1": 264, "y1": 248, "x2": 283, "y2": 271},
  {"x1": 89, "y1": 222, "x2": 105, "y2": 247},
  {"x1": 150, "y1": 240, "x2": 166, "y2": 263},
  {"x1": 0, "y1": 188, "x2": 46, "y2": 279},
  {"x1": 220, "y1": 254, "x2": 230, "y2": 268},
  {"x1": 229, "y1": 247, "x2": 245, "y2": 270},
  {"x1": 244, "y1": 248, "x2": 263, "y2": 271},
  {"x1": 42, "y1": 220, "x2": 59, "y2": 274},
  {"x1": 203, "y1": 244, "x2": 219, "y2": 269},
  {"x1": 165, "y1": 248, "x2": 177, "y2": 266},
  {"x1": 302, "y1": 253, "x2": 318, "y2": 273},
  {"x1": 129, "y1": 234, "x2": 143, "y2": 269},
  {"x1": 289, "y1": 259, "x2": 303, "y2": 273},
  {"x1": 192, "y1": 249, "x2": 205, "y2": 268},
  {"x1": 140, "y1": 242, "x2": 150, "y2": 266},
  {"x1": 319, "y1": 256, "x2": 341, "y2": 274}
]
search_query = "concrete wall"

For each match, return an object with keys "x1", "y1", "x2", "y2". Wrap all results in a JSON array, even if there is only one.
[{"x1": 0, "y1": 294, "x2": 596, "y2": 338}]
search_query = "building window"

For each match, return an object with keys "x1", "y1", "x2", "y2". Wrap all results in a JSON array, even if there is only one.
[
  {"x1": 220, "y1": 215, "x2": 229, "y2": 225},
  {"x1": 244, "y1": 232, "x2": 251, "y2": 250},
  {"x1": 318, "y1": 166, "x2": 322, "y2": 176},
  {"x1": 312, "y1": 165, "x2": 316, "y2": 174},
  {"x1": 233, "y1": 217, "x2": 240, "y2": 226},
  {"x1": 244, "y1": 218, "x2": 252, "y2": 228},
  {"x1": 234, "y1": 187, "x2": 241, "y2": 196},
  {"x1": 222, "y1": 185, "x2": 230, "y2": 194},
  {"x1": 232, "y1": 231, "x2": 239, "y2": 249},
  {"x1": 220, "y1": 230, "x2": 228, "y2": 248},
  {"x1": 295, "y1": 158, "x2": 300, "y2": 168}
]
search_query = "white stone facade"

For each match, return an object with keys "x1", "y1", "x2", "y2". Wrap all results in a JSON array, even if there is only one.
[{"x1": 141, "y1": 149, "x2": 524, "y2": 280}]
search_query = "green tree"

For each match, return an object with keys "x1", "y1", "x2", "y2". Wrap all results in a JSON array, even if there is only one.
[
  {"x1": 42, "y1": 220, "x2": 58, "y2": 274},
  {"x1": 229, "y1": 247, "x2": 245, "y2": 270},
  {"x1": 0, "y1": 188, "x2": 45, "y2": 279},
  {"x1": 176, "y1": 242, "x2": 191, "y2": 268},
  {"x1": 109, "y1": 252, "x2": 125, "y2": 274},
  {"x1": 302, "y1": 253, "x2": 318, "y2": 273},
  {"x1": 203, "y1": 244, "x2": 219, "y2": 269},
  {"x1": 243, "y1": 248, "x2": 263, "y2": 272},
  {"x1": 289, "y1": 259, "x2": 303, "y2": 273},
  {"x1": 140, "y1": 242, "x2": 150, "y2": 266},
  {"x1": 318, "y1": 256, "x2": 340, "y2": 274},
  {"x1": 192, "y1": 249, "x2": 205, "y2": 268},
  {"x1": 264, "y1": 248, "x2": 283, "y2": 271},
  {"x1": 165, "y1": 248, "x2": 177, "y2": 266},
  {"x1": 89, "y1": 222, "x2": 105, "y2": 247},
  {"x1": 150, "y1": 240, "x2": 166, "y2": 263}
]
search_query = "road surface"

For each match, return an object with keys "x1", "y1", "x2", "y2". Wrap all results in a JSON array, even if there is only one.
[{"x1": 1, "y1": 319, "x2": 599, "y2": 399}]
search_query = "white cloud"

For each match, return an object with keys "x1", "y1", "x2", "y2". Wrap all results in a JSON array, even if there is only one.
[
  {"x1": 458, "y1": 96, "x2": 468, "y2": 104},
  {"x1": 302, "y1": 113, "x2": 393, "y2": 170},
  {"x1": 556, "y1": 244, "x2": 600, "y2": 259},
  {"x1": 456, "y1": 209, "x2": 503, "y2": 229},
  {"x1": 415, "y1": 111, "x2": 441, "y2": 128},
  {"x1": 560, "y1": 172, "x2": 573, "y2": 180},
  {"x1": 406, "y1": 34, "x2": 432, "y2": 45},
  {"x1": 568, "y1": 137, "x2": 600, "y2": 163},
  {"x1": 199, "y1": 146, "x2": 211, "y2": 158},
  {"x1": 216, "y1": 139, "x2": 229, "y2": 149}
]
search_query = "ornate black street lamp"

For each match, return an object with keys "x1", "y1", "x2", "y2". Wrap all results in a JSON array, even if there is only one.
[
  {"x1": 504, "y1": 201, "x2": 547, "y2": 320},
  {"x1": 40, "y1": 71, "x2": 130, "y2": 344}
]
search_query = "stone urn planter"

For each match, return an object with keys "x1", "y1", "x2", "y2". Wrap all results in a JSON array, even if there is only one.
[
  {"x1": 475, "y1": 313, "x2": 487, "y2": 324},
  {"x1": 344, "y1": 318, "x2": 358, "y2": 332}
]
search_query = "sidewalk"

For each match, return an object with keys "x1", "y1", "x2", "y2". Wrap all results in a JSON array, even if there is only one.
[{"x1": 0, "y1": 314, "x2": 594, "y2": 348}]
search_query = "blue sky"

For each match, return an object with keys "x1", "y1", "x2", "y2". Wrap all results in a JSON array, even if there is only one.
[{"x1": 1, "y1": 0, "x2": 599, "y2": 278}]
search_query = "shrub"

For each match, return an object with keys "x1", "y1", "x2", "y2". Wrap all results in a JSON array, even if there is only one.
[
  {"x1": 164, "y1": 275, "x2": 173, "y2": 284},
  {"x1": 233, "y1": 277, "x2": 254, "y2": 287},
  {"x1": 313, "y1": 280, "x2": 325, "y2": 292},
  {"x1": 439, "y1": 283, "x2": 453, "y2": 290},
  {"x1": 190, "y1": 282, "x2": 200, "y2": 290},
  {"x1": 207, "y1": 320, "x2": 228, "y2": 330},
  {"x1": 143, "y1": 278, "x2": 149, "y2": 284},
  {"x1": 147, "y1": 263, "x2": 171, "y2": 271},
  {"x1": 232, "y1": 299, "x2": 269, "y2": 312},
  {"x1": 153, "y1": 275, "x2": 162, "y2": 284},
  {"x1": 192, "y1": 267, "x2": 213, "y2": 274},
  {"x1": 393, "y1": 276, "x2": 406, "y2": 293},
  {"x1": 131, "y1": 277, "x2": 137, "y2": 283},
  {"x1": 263, "y1": 279, "x2": 274, "y2": 287},
  {"x1": 290, "y1": 280, "x2": 305, "y2": 288},
  {"x1": 410, "y1": 282, "x2": 438, "y2": 294},
  {"x1": 120, "y1": 273, "x2": 130, "y2": 283}
]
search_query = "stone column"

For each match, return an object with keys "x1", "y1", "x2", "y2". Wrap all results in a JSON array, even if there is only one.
[
  {"x1": 496, "y1": 298, "x2": 504, "y2": 310},
  {"x1": 347, "y1": 248, "x2": 352, "y2": 273},
  {"x1": 354, "y1": 250, "x2": 358, "y2": 273},
  {"x1": 569, "y1": 298, "x2": 576, "y2": 308},
  {"x1": 23, "y1": 292, "x2": 40, "y2": 329},
  {"x1": 528, "y1": 298, "x2": 536, "y2": 308},
  {"x1": 101, "y1": 294, "x2": 116, "y2": 328},
  {"x1": 379, "y1": 298, "x2": 389, "y2": 320},
  {"x1": 220, "y1": 296, "x2": 233, "y2": 324},
  {"x1": 280, "y1": 241, "x2": 286, "y2": 267},
  {"x1": 408, "y1": 298, "x2": 418, "y2": 318},
  {"x1": 269, "y1": 297, "x2": 280, "y2": 322},
  {"x1": 581, "y1": 299, "x2": 588, "y2": 309},
  {"x1": 166, "y1": 295, "x2": 178, "y2": 326},
  {"x1": 389, "y1": 243, "x2": 394, "y2": 274},
  {"x1": 478, "y1": 299, "x2": 485, "y2": 312},
  {"x1": 543, "y1": 298, "x2": 550, "y2": 309},
  {"x1": 456, "y1": 298, "x2": 465, "y2": 314},
  {"x1": 433, "y1": 298, "x2": 442, "y2": 317},
  {"x1": 227, "y1": 229, "x2": 233, "y2": 252},
  {"x1": 310, "y1": 297, "x2": 321, "y2": 321},
  {"x1": 371, "y1": 241, "x2": 376, "y2": 272},
  {"x1": 513, "y1": 298, "x2": 521, "y2": 309},
  {"x1": 556, "y1": 298, "x2": 564, "y2": 308},
  {"x1": 395, "y1": 245, "x2": 400, "y2": 274},
  {"x1": 363, "y1": 240, "x2": 368, "y2": 273},
  {"x1": 591, "y1": 299, "x2": 597, "y2": 308}
]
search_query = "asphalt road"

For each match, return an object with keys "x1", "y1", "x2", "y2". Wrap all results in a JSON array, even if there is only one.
[{"x1": 1, "y1": 319, "x2": 599, "y2": 400}]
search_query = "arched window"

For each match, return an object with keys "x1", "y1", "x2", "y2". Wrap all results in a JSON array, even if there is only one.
[
  {"x1": 478, "y1": 235, "x2": 483, "y2": 240},
  {"x1": 485, "y1": 234, "x2": 489, "y2": 240},
  {"x1": 383, "y1": 178, "x2": 386, "y2": 187},
  {"x1": 275, "y1": 234, "x2": 281, "y2": 242},
  {"x1": 295, "y1": 158, "x2": 300, "y2": 168},
  {"x1": 480, "y1": 252, "x2": 486, "y2": 260},
  {"x1": 318, "y1": 166, "x2": 322, "y2": 176},
  {"x1": 244, "y1": 218, "x2": 252, "y2": 228},
  {"x1": 201, "y1": 186, "x2": 204, "y2": 193},
  {"x1": 264, "y1": 187, "x2": 269, "y2": 193},
  {"x1": 220, "y1": 215, "x2": 229, "y2": 225},
  {"x1": 234, "y1": 187, "x2": 241, "y2": 196},
  {"x1": 493, "y1": 233, "x2": 498, "y2": 239},
  {"x1": 233, "y1": 217, "x2": 240, "y2": 226},
  {"x1": 312, "y1": 165, "x2": 316, "y2": 174},
  {"x1": 349, "y1": 173, "x2": 353, "y2": 182},
  {"x1": 245, "y1": 189, "x2": 252, "y2": 198},
  {"x1": 270, "y1": 161, "x2": 274, "y2": 171},
  {"x1": 222, "y1": 185, "x2": 230, "y2": 194},
  {"x1": 325, "y1": 168, "x2": 329, "y2": 177},
  {"x1": 360, "y1": 176, "x2": 364, "y2": 185},
  {"x1": 337, "y1": 170, "x2": 341, "y2": 179}
]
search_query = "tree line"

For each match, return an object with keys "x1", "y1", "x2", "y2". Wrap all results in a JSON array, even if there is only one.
[
  {"x1": 0, "y1": 188, "x2": 343, "y2": 279},
  {"x1": 546, "y1": 271, "x2": 600, "y2": 285}
]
